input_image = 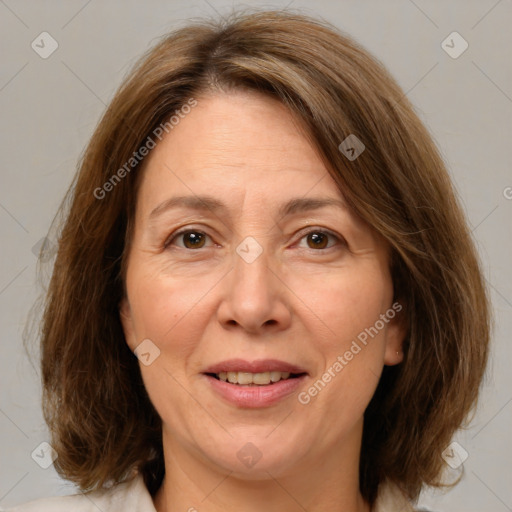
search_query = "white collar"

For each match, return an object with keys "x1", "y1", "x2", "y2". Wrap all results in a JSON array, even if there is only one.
[{"x1": 7, "y1": 473, "x2": 415, "y2": 512}]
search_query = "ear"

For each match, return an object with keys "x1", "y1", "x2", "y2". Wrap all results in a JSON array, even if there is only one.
[
  {"x1": 119, "y1": 297, "x2": 137, "y2": 351},
  {"x1": 383, "y1": 302, "x2": 407, "y2": 366}
]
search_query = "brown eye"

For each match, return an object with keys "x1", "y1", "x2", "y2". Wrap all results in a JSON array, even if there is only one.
[
  {"x1": 166, "y1": 229, "x2": 209, "y2": 249},
  {"x1": 299, "y1": 228, "x2": 348, "y2": 254},
  {"x1": 182, "y1": 231, "x2": 206, "y2": 249},
  {"x1": 306, "y1": 232, "x2": 329, "y2": 249}
]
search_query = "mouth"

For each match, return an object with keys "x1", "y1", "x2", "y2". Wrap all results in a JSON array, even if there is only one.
[
  {"x1": 205, "y1": 371, "x2": 307, "y2": 386},
  {"x1": 203, "y1": 362, "x2": 308, "y2": 409},
  {"x1": 201, "y1": 359, "x2": 308, "y2": 408}
]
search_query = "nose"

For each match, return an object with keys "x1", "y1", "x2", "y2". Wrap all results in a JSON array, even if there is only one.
[{"x1": 216, "y1": 240, "x2": 292, "y2": 335}]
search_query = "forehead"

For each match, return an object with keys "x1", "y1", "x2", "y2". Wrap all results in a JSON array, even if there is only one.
[{"x1": 137, "y1": 90, "x2": 343, "y2": 211}]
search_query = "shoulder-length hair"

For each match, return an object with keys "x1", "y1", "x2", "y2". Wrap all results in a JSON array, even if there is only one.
[{"x1": 36, "y1": 8, "x2": 490, "y2": 506}]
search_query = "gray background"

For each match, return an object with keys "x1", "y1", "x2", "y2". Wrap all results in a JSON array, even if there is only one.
[{"x1": 0, "y1": 0, "x2": 511, "y2": 510}]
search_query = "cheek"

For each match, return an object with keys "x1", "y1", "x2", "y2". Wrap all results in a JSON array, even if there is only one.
[
  {"x1": 127, "y1": 259, "x2": 215, "y2": 342},
  {"x1": 125, "y1": 264, "x2": 215, "y2": 423},
  {"x1": 288, "y1": 261, "x2": 392, "y2": 348},
  {"x1": 290, "y1": 264, "x2": 391, "y2": 415}
]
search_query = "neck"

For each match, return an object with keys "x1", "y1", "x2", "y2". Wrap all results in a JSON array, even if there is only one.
[{"x1": 153, "y1": 423, "x2": 370, "y2": 512}]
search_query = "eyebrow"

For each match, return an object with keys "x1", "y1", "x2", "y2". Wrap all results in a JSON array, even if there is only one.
[{"x1": 148, "y1": 194, "x2": 347, "y2": 221}]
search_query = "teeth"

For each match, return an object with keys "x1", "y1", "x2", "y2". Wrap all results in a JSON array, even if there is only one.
[{"x1": 216, "y1": 371, "x2": 292, "y2": 385}]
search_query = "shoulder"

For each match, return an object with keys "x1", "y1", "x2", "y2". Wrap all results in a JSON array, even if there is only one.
[
  {"x1": 1, "y1": 474, "x2": 156, "y2": 512},
  {"x1": 373, "y1": 480, "x2": 417, "y2": 512}
]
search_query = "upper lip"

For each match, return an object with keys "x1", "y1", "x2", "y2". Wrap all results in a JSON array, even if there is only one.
[{"x1": 203, "y1": 359, "x2": 308, "y2": 375}]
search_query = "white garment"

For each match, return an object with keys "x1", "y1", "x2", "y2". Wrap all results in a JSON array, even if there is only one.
[{"x1": 2, "y1": 473, "x2": 416, "y2": 512}]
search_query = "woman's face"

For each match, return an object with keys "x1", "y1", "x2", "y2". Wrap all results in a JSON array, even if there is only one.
[{"x1": 120, "y1": 89, "x2": 405, "y2": 479}]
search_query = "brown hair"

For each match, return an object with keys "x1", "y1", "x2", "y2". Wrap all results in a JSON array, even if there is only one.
[{"x1": 34, "y1": 8, "x2": 490, "y2": 506}]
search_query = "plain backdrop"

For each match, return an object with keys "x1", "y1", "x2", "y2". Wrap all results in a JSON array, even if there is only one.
[{"x1": 0, "y1": 1, "x2": 511, "y2": 511}]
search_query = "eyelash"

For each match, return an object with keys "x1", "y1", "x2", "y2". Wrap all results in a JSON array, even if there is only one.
[{"x1": 164, "y1": 227, "x2": 345, "y2": 252}]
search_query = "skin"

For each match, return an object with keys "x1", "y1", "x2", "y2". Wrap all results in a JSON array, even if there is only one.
[{"x1": 120, "y1": 89, "x2": 405, "y2": 512}]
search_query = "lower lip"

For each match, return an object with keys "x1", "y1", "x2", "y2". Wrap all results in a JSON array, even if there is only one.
[{"x1": 204, "y1": 374, "x2": 307, "y2": 408}]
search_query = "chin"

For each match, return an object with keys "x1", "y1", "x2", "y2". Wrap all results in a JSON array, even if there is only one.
[{"x1": 197, "y1": 432, "x2": 309, "y2": 478}]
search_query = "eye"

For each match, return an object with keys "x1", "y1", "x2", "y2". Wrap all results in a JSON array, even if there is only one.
[
  {"x1": 164, "y1": 227, "x2": 345, "y2": 252},
  {"x1": 296, "y1": 229, "x2": 344, "y2": 251},
  {"x1": 164, "y1": 229, "x2": 212, "y2": 250}
]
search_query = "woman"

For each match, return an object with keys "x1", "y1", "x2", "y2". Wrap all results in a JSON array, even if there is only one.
[{"x1": 8, "y1": 8, "x2": 490, "y2": 512}]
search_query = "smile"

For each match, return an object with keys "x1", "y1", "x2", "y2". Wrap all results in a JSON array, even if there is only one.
[
  {"x1": 211, "y1": 370, "x2": 301, "y2": 385},
  {"x1": 204, "y1": 372, "x2": 307, "y2": 407}
]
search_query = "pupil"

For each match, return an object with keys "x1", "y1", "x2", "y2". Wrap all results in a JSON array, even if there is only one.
[{"x1": 309, "y1": 232, "x2": 327, "y2": 249}]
